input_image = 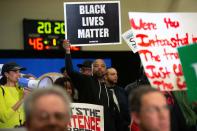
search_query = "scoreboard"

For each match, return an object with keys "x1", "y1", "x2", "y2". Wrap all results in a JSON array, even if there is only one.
[{"x1": 23, "y1": 19, "x2": 80, "y2": 51}]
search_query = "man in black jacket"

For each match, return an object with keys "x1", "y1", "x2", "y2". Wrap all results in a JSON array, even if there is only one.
[
  {"x1": 63, "y1": 40, "x2": 118, "y2": 131},
  {"x1": 105, "y1": 67, "x2": 130, "y2": 131}
]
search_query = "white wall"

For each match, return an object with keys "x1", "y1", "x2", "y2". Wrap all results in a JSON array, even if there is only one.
[{"x1": 0, "y1": 0, "x2": 197, "y2": 51}]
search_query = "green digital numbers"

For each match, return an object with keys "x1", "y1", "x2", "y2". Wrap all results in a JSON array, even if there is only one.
[
  {"x1": 45, "y1": 22, "x2": 52, "y2": 34},
  {"x1": 37, "y1": 22, "x2": 44, "y2": 34},
  {"x1": 54, "y1": 22, "x2": 61, "y2": 34},
  {"x1": 61, "y1": 23, "x2": 65, "y2": 34},
  {"x1": 37, "y1": 21, "x2": 65, "y2": 34},
  {"x1": 54, "y1": 22, "x2": 65, "y2": 34},
  {"x1": 37, "y1": 21, "x2": 51, "y2": 34}
]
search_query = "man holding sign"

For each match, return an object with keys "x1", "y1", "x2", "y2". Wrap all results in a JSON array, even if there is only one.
[{"x1": 63, "y1": 40, "x2": 119, "y2": 131}]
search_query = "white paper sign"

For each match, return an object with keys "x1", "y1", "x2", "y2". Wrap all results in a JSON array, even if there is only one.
[
  {"x1": 68, "y1": 103, "x2": 104, "y2": 131},
  {"x1": 122, "y1": 29, "x2": 138, "y2": 53},
  {"x1": 129, "y1": 12, "x2": 197, "y2": 91}
]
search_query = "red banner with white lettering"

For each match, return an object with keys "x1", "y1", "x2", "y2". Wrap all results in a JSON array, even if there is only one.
[{"x1": 129, "y1": 13, "x2": 197, "y2": 91}]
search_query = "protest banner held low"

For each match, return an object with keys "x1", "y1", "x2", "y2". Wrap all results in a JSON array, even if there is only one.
[
  {"x1": 129, "y1": 12, "x2": 197, "y2": 91},
  {"x1": 68, "y1": 103, "x2": 104, "y2": 131},
  {"x1": 64, "y1": 1, "x2": 121, "y2": 46}
]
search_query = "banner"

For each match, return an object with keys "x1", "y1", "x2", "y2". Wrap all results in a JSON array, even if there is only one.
[
  {"x1": 129, "y1": 12, "x2": 197, "y2": 91},
  {"x1": 64, "y1": 1, "x2": 121, "y2": 46},
  {"x1": 68, "y1": 103, "x2": 104, "y2": 131},
  {"x1": 178, "y1": 44, "x2": 197, "y2": 102}
]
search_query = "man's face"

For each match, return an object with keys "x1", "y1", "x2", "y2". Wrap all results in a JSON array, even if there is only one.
[
  {"x1": 27, "y1": 94, "x2": 69, "y2": 131},
  {"x1": 135, "y1": 92, "x2": 170, "y2": 131},
  {"x1": 105, "y1": 68, "x2": 118, "y2": 85},
  {"x1": 92, "y1": 59, "x2": 106, "y2": 78}
]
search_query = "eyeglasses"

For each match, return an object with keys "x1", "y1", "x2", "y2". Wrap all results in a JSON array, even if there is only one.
[
  {"x1": 33, "y1": 111, "x2": 69, "y2": 122},
  {"x1": 141, "y1": 105, "x2": 169, "y2": 114}
]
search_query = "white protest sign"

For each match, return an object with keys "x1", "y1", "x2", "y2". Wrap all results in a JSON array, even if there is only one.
[
  {"x1": 129, "y1": 12, "x2": 197, "y2": 91},
  {"x1": 64, "y1": 1, "x2": 121, "y2": 46},
  {"x1": 68, "y1": 103, "x2": 104, "y2": 131},
  {"x1": 122, "y1": 29, "x2": 138, "y2": 53}
]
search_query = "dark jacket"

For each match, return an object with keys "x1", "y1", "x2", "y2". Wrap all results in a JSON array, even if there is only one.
[
  {"x1": 65, "y1": 54, "x2": 118, "y2": 131},
  {"x1": 108, "y1": 85, "x2": 131, "y2": 131}
]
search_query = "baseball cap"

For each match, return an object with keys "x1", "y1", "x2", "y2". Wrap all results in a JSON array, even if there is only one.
[
  {"x1": 77, "y1": 60, "x2": 93, "y2": 68},
  {"x1": 1, "y1": 62, "x2": 26, "y2": 75}
]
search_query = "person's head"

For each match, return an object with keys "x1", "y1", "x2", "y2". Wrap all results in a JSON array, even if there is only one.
[
  {"x1": 24, "y1": 87, "x2": 71, "y2": 131},
  {"x1": 0, "y1": 62, "x2": 26, "y2": 85},
  {"x1": 105, "y1": 67, "x2": 118, "y2": 86},
  {"x1": 92, "y1": 59, "x2": 106, "y2": 79},
  {"x1": 54, "y1": 77, "x2": 75, "y2": 98},
  {"x1": 130, "y1": 85, "x2": 170, "y2": 131},
  {"x1": 77, "y1": 60, "x2": 93, "y2": 76}
]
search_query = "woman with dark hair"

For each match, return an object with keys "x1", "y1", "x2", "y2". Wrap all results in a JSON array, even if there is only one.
[
  {"x1": 0, "y1": 62, "x2": 30, "y2": 128},
  {"x1": 54, "y1": 76, "x2": 77, "y2": 102}
]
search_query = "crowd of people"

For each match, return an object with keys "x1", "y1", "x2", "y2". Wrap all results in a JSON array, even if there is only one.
[{"x1": 0, "y1": 40, "x2": 196, "y2": 131}]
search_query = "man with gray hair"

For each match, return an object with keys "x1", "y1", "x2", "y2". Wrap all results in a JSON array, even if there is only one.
[{"x1": 24, "y1": 87, "x2": 71, "y2": 131}]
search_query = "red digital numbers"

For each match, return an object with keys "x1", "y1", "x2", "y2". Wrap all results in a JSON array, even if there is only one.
[{"x1": 28, "y1": 38, "x2": 44, "y2": 50}]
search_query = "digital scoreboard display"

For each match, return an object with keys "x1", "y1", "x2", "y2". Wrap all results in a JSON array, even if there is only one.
[{"x1": 23, "y1": 19, "x2": 80, "y2": 51}]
